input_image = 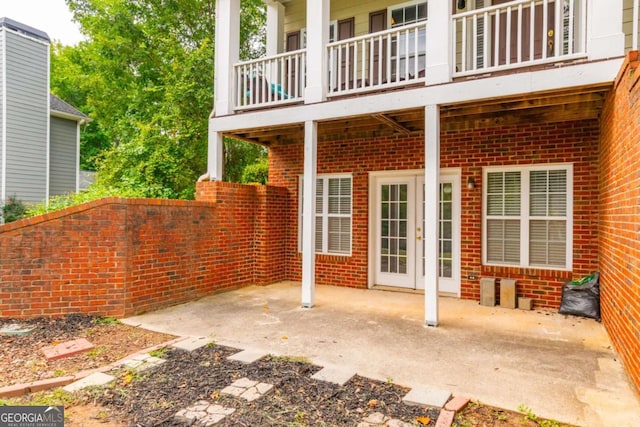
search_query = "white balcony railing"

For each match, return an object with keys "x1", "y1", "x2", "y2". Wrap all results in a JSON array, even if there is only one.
[
  {"x1": 230, "y1": 0, "x2": 600, "y2": 110},
  {"x1": 453, "y1": 0, "x2": 587, "y2": 77},
  {"x1": 234, "y1": 49, "x2": 306, "y2": 110},
  {"x1": 327, "y1": 21, "x2": 428, "y2": 97}
]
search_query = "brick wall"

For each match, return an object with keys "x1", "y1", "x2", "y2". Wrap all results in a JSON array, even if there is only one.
[
  {"x1": 0, "y1": 200, "x2": 130, "y2": 318},
  {"x1": 0, "y1": 182, "x2": 287, "y2": 319},
  {"x1": 269, "y1": 119, "x2": 600, "y2": 308},
  {"x1": 599, "y1": 51, "x2": 640, "y2": 393}
]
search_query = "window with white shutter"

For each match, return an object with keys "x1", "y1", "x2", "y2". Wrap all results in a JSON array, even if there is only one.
[
  {"x1": 484, "y1": 165, "x2": 572, "y2": 269},
  {"x1": 299, "y1": 174, "x2": 352, "y2": 255}
]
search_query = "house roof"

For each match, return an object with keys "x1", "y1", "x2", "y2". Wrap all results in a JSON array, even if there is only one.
[
  {"x1": 50, "y1": 94, "x2": 90, "y2": 122},
  {"x1": 0, "y1": 17, "x2": 50, "y2": 42}
]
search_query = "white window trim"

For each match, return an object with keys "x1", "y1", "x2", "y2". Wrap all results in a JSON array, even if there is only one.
[
  {"x1": 298, "y1": 173, "x2": 353, "y2": 256},
  {"x1": 388, "y1": 0, "x2": 428, "y2": 28},
  {"x1": 482, "y1": 163, "x2": 573, "y2": 270}
]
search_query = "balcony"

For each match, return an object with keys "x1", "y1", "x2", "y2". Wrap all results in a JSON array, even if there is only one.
[
  {"x1": 234, "y1": 49, "x2": 306, "y2": 110},
  {"x1": 453, "y1": 0, "x2": 586, "y2": 77},
  {"x1": 228, "y1": 0, "x2": 633, "y2": 112},
  {"x1": 326, "y1": 21, "x2": 427, "y2": 97}
]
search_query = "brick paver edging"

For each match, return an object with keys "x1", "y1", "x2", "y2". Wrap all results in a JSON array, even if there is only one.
[
  {"x1": 435, "y1": 396, "x2": 470, "y2": 427},
  {"x1": 0, "y1": 336, "x2": 184, "y2": 398}
]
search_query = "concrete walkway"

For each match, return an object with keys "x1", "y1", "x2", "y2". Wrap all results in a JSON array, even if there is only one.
[{"x1": 123, "y1": 281, "x2": 640, "y2": 427}]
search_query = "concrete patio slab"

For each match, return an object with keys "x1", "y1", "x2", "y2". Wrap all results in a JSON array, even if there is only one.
[{"x1": 123, "y1": 281, "x2": 640, "y2": 427}]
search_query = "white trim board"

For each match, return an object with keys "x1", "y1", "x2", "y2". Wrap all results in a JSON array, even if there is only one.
[{"x1": 210, "y1": 58, "x2": 622, "y2": 132}]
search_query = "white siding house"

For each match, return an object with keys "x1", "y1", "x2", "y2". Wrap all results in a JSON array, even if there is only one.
[{"x1": 0, "y1": 18, "x2": 88, "y2": 208}]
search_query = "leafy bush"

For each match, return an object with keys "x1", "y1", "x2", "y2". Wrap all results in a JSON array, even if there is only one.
[
  {"x1": 2, "y1": 195, "x2": 28, "y2": 223},
  {"x1": 241, "y1": 159, "x2": 268, "y2": 184},
  {"x1": 26, "y1": 185, "x2": 146, "y2": 218}
]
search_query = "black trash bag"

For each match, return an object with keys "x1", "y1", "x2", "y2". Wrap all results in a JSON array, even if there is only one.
[{"x1": 559, "y1": 272, "x2": 601, "y2": 321}]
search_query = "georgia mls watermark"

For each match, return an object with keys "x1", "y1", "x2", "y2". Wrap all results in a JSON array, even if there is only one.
[{"x1": 0, "y1": 406, "x2": 64, "y2": 427}]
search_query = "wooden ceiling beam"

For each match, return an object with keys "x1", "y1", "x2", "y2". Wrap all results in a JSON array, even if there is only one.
[
  {"x1": 441, "y1": 92, "x2": 606, "y2": 118},
  {"x1": 441, "y1": 102, "x2": 601, "y2": 132},
  {"x1": 372, "y1": 113, "x2": 413, "y2": 135}
]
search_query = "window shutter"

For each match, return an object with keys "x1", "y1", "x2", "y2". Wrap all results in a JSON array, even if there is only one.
[
  {"x1": 529, "y1": 169, "x2": 567, "y2": 266},
  {"x1": 299, "y1": 175, "x2": 353, "y2": 255},
  {"x1": 487, "y1": 219, "x2": 521, "y2": 264},
  {"x1": 315, "y1": 179, "x2": 324, "y2": 252},
  {"x1": 487, "y1": 171, "x2": 521, "y2": 216},
  {"x1": 327, "y1": 178, "x2": 352, "y2": 254},
  {"x1": 530, "y1": 170, "x2": 567, "y2": 217},
  {"x1": 486, "y1": 171, "x2": 521, "y2": 265}
]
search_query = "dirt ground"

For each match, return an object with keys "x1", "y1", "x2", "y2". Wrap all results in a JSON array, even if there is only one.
[
  {"x1": 0, "y1": 314, "x2": 174, "y2": 388},
  {"x1": 1, "y1": 314, "x2": 573, "y2": 426}
]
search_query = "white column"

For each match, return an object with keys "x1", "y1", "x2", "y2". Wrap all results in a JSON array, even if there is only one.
[
  {"x1": 207, "y1": 129, "x2": 224, "y2": 181},
  {"x1": 587, "y1": 0, "x2": 624, "y2": 60},
  {"x1": 634, "y1": 0, "x2": 639, "y2": 51},
  {"x1": 425, "y1": 0, "x2": 452, "y2": 85},
  {"x1": 304, "y1": 0, "x2": 330, "y2": 104},
  {"x1": 266, "y1": 0, "x2": 285, "y2": 56},
  {"x1": 301, "y1": 120, "x2": 318, "y2": 307},
  {"x1": 214, "y1": 0, "x2": 240, "y2": 116},
  {"x1": 424, "y1": 105, "x2": 440, "y2": 327}
]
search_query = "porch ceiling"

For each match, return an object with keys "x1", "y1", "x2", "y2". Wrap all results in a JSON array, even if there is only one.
[{"x1": 223, "y1": 84, "x2": 611, "y2": 145}]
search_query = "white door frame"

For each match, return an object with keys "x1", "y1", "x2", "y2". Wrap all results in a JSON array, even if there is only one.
[
  {"x1": 437, "y1": 169, "x2": 462, "y2": 297},
  {"x1": 368, "y1": 168, "x2": 461, "y2": 296}
]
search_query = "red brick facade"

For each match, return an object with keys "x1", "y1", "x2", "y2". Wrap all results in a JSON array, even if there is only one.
[
  {"x1": 599, "y1": 51, "x2": 640, "y2": 393},
  {"x1": 0, "y1": 183, "x2": 287, "y2": 318},
  {"x1": 269, "y1": 119, "x2": 600, "y2": 308}
]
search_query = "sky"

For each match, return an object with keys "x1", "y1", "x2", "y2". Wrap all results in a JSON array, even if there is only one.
[{"x1": 0, "y1": 0, "x2": 84, "y2": 46}]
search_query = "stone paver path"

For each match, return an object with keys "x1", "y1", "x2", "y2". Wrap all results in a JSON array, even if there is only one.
[
  {"x1": 122, "y1": 353, "x2": 165, "y2": 371},
  {"x1": 174, "y1": 400, "x2": 235, "y2": 426},
  {"x1": 63, "y1": 372, "x2": 114, "y2": 392},
  {"x1": 357, "y1": 411, "x2": 415, "y2": 427},
  {"x1": 221, "y1": 377, "x2": 274, "y2": 402}
]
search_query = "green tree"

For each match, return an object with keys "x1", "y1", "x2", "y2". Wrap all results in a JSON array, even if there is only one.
[
  {"x1": 241, "y1": 157, "x2": 268, "y2": 184},
  {"x1": 224, "y1": 139, "x2": 267, "y2": 183},
  {"x1": 51, "y1": 0, "x2": 266, "y2": 198},
  {"x1": 50, "y1": 42, "x2": 111, "y2": 171}
]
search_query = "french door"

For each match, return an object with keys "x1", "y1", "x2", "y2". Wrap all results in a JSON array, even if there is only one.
[{"x1": 373, "y1": 171, "x2": 460, "y2": 295}]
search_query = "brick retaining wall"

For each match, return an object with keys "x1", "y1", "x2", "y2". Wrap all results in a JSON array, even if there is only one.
[
  {"x1": 599, "y1": 51, "x2": 640, "y2": 393},
  {"x1": 0, "y1": 182, "x2": 287, "y2": 318}
]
